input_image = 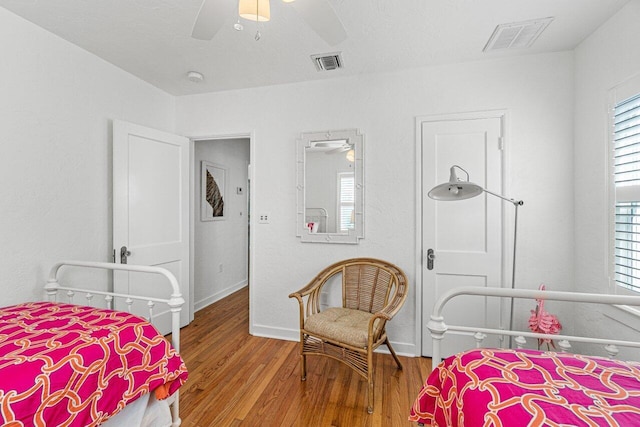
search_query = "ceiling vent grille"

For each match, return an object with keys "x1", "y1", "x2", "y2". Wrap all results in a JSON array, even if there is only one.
[
  {"x1": 311, "y1": 52, "x2": 343, "y2": 71},
  {"x1": 483, "y1": 17, "x2": 554, "y2": 52}
]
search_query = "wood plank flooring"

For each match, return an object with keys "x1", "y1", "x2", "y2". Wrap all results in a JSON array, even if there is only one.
[{"x1": 176, "y1": 287, "x2": 431, "y2": 426}]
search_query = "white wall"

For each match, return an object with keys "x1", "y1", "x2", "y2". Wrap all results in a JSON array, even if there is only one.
[
  {"x1": 574, "y1": 1, "x2": 640, "y2": 360},
  {"x1": 194, "y1": 139, "x2": 249, "y2": 310},
  {"x1": 176, "y1": 52, "x2": 574, "y2": 355},
  {"x1": 10, "y1": 1, "x2": 630, "y2": 356},
  {"x1": 0, "y1": 8, "x2": 175, "y2": 305}
]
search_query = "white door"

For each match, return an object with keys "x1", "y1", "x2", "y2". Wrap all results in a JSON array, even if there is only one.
[
  {"x1": 113, "y1": 120, "x2": 191, "y2": 333},
  {"x1": 421, "y1": 115, "x2": 504, "y2": 357}
]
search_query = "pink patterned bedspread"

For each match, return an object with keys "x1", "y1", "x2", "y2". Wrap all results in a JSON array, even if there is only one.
[
  {"x1": 0, "y1": 301, "x2": 188, "y2": 427},
  {"x1": 409, "y1": 348, "x2": 640, "y2": 426}
]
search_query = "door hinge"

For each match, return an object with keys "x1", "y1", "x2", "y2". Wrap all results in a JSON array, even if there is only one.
[
  {"x1": 112, "y1": 249, "x2": 116, "y2": 263},
  {"x1": 498, "y1": 137, "x2": 504, "y2": 151}
]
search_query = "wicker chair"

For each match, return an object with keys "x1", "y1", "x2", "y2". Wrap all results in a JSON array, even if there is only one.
[{"x1": 288, "y1": 257, "x2": 409, "y2": 414}]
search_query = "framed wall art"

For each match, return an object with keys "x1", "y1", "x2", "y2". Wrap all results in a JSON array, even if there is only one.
[{"x1": 201, "y1": 161, "x2": 226, "y2": 221}]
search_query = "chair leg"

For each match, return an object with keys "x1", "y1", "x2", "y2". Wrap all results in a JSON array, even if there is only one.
[
  {"x1": 300, "y1": 352, "x2": 307, "y2": 381},
  {"x1": 386, "y1": 337, "x2": 403, "y2": 370},
  {"x1": 367, "y1": 347, "x2": 374, "y2": 414},
  {"x1": 300, "y1": 335, "x2": 307, "y2": 381}
]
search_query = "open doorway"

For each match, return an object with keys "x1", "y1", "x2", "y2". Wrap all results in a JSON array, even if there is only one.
[{"x1": 192, "y1": 136, "x2": 251, "y2": 312}]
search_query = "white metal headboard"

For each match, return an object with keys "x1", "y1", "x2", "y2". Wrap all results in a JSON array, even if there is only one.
[
  {"x1": 428, "y1": 286, "x2": 640, "y2": 366},
  {"x1": 43, "y1": 260, "x2": 185, "y2": 426}
]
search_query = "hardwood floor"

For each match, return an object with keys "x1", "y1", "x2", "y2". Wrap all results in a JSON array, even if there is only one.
[{"x1": 176, "y1": 286, "x2": 432, "y2": 427}]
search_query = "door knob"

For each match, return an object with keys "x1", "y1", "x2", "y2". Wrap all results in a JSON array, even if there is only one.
[
  {"x1": 120, "y1": 246, "x2": 131, "y2": 264},
  {"x1": 427, "y1": 248, "x2": 435, "y2": 270}
]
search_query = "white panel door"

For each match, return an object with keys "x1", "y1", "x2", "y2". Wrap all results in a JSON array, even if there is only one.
[
  {"x1": 113, "y1": 120, "x2": 191, "y2": 333},
  {"x1": 421, "y1": 116, "x2": 504, "y2": 357}
]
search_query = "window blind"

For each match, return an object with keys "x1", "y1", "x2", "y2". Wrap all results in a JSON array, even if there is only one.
[
  {"x1": 614, "y1": 94, "x2": 640, "y2": 292},
  {"x1": 338, "y1": 173, "x2": 355, "y2": 231}
]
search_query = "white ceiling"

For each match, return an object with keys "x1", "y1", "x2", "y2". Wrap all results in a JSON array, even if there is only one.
[{"x1": 0, "y1": 0, "x2": 629, "y2": 96}]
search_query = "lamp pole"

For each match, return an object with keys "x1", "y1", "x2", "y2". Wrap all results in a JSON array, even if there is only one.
[
  {"x1": 428, "y1": 165, "x2": 524, "y2": 348},
  {"x1": 484, "y1": 189, "x2": 523, "y2": 346}
]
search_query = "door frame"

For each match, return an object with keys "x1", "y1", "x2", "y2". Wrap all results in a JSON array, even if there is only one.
[
  {"x1": 189, "y1": 131, "x2": 255, "y2": 332},
  {"x1": 414, "y1": 110, "x2": 510, "y2": 356}
]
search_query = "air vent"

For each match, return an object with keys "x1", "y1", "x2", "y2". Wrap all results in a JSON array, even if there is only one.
[
  {"x1": 483, "y1": 17, "x2": 553, "y2": 52},
  {"x1": 311, "y1": 52, "x2": 343, "y2": 71}
]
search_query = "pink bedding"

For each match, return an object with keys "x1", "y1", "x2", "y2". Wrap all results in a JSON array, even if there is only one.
[
  {"x1": 0, "y1": 301, "x2": 188, "y2": 427},
  {"x1": 410, "y1": 348, "x2": 640, "y2": 426}
]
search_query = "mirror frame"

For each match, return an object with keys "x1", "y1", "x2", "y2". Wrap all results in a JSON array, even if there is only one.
[{"x1": 296, "y1": 128, "x2": 364, "y2": 244}]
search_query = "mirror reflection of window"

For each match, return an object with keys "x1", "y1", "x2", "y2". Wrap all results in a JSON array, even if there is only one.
[
  {"x1": 338, "y1": 172, "x2": 355, "y2": 232},
  {"x1": 305, "y1": 143, "x2": 354, "y2": 234}
]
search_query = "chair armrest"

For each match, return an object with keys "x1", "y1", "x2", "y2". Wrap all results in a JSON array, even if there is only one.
[
  {"x1": 288, "y1": 277, "x2": 324, "y2": 300},
  {"x1": 378, "y1": 294, "x2": 407, "y2": 320},
  {"x1": 289, "y1": 272, "x2": 335, "y2": 326},
  {"x1": 289, "y1": 262, "x2": 346, "y2": 320},
  {"x1": 288, "y1": 276, "x2": 325, "y2": 314},
  {"x1": 288, "y1": 263, "x2": 339, "y2": 299}
]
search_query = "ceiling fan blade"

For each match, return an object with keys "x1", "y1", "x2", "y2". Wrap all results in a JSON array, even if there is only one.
[
  {"x1": 191, "y1": 0, "x2": 232, "y2": 41},
  {"x1": 326, "y1": 146, "x2": 351, "y2": 154},
  {"x1": 291, "y1": 0, "x2": 347, "y2": 46}
]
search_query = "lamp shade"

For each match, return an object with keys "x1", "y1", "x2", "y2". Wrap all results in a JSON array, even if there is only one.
[
  {"x1": 239, "y1": 0, "x2": 270, "y2": 22},
  {"x1": 427, "y1": 165, "x2": 484, "y2": 201}
]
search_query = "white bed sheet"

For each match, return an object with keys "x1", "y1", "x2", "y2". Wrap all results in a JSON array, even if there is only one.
[{"x1": 102, "y1": 393, "x2": 172, "y2": 427}]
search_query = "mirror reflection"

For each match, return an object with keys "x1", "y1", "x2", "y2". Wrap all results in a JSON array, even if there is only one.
[
  {"x1": 305, "y1": 139, "x2": 355, "y2": 234},
  {"x1": 296, "y1": 129, "x2": 364, "y2": 244}
]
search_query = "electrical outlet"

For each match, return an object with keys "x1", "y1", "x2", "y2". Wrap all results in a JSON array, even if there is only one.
[{"x1": 259, "y1": 213, "x2": 270, "y2": 224}]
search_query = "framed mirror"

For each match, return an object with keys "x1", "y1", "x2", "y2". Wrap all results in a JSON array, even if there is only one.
[{"x1": 296, "y1": 129, "x2": 364, "y2": 243}]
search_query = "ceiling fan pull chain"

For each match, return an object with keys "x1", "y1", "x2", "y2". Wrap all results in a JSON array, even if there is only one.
[{"x1": 255, "y1": 0, "x2": 261, "y2": 40}]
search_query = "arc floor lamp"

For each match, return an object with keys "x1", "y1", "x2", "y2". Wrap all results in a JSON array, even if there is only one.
[{"x1": 428, "y1": 165, "x2": 524, "y2": 344}]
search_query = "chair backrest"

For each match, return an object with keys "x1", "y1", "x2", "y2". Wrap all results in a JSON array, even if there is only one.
[{"x1": 339, "y1": 258, "x2": 407, "y2": 314}]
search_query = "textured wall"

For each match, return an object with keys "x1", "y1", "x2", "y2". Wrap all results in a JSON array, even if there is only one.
[
  {"x1": 176, "y1": 52, "x2": 575, "y2": 355},
  {"x1": 0, "y1": 8, "x2": 175, "y2": 305},
  {"x1": 573, "y1": 1, "x2": 640, "y2": 360}
]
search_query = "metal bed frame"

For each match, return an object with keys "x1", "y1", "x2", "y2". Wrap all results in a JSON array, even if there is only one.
[
  {"x1": 43, "y1": 260, "x2": 185, "y2": 427},
  {"x1": 428, "y1": 286, "x2": 640, "y2": 366}
]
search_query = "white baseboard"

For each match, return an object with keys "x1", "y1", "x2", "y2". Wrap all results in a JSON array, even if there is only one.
[
  {"x1": 251, "y1": 324, "x2": 299, "y2": 342},
  {"x1": 250, "y1": 324, "x2": 418, "y2": 357},
  {"x1": 194, "y1": 280, "x2": 248, "y2": 312}
]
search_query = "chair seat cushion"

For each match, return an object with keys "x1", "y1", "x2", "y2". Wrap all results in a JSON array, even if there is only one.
[{"x1": 304, "y1": 307, "x2": 379, "y2": 348}]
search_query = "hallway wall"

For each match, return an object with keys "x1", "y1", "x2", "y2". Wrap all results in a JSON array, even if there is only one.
[{"x1": 194, "y1": 138, "x2": 250, "y2": 310}]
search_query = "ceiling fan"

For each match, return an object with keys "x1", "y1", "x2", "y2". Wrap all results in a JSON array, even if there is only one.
[{"x1": 191, "y1": 0, "x2": 347, "y2": 46}]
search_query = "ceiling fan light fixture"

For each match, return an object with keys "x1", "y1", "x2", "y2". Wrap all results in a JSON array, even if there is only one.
[
  {"x1": 239, "y1": 0, "x2": 271, "y2": 22},
  {"x1": 346, "y1": 149, "x2": 355, "y2": 162}
]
